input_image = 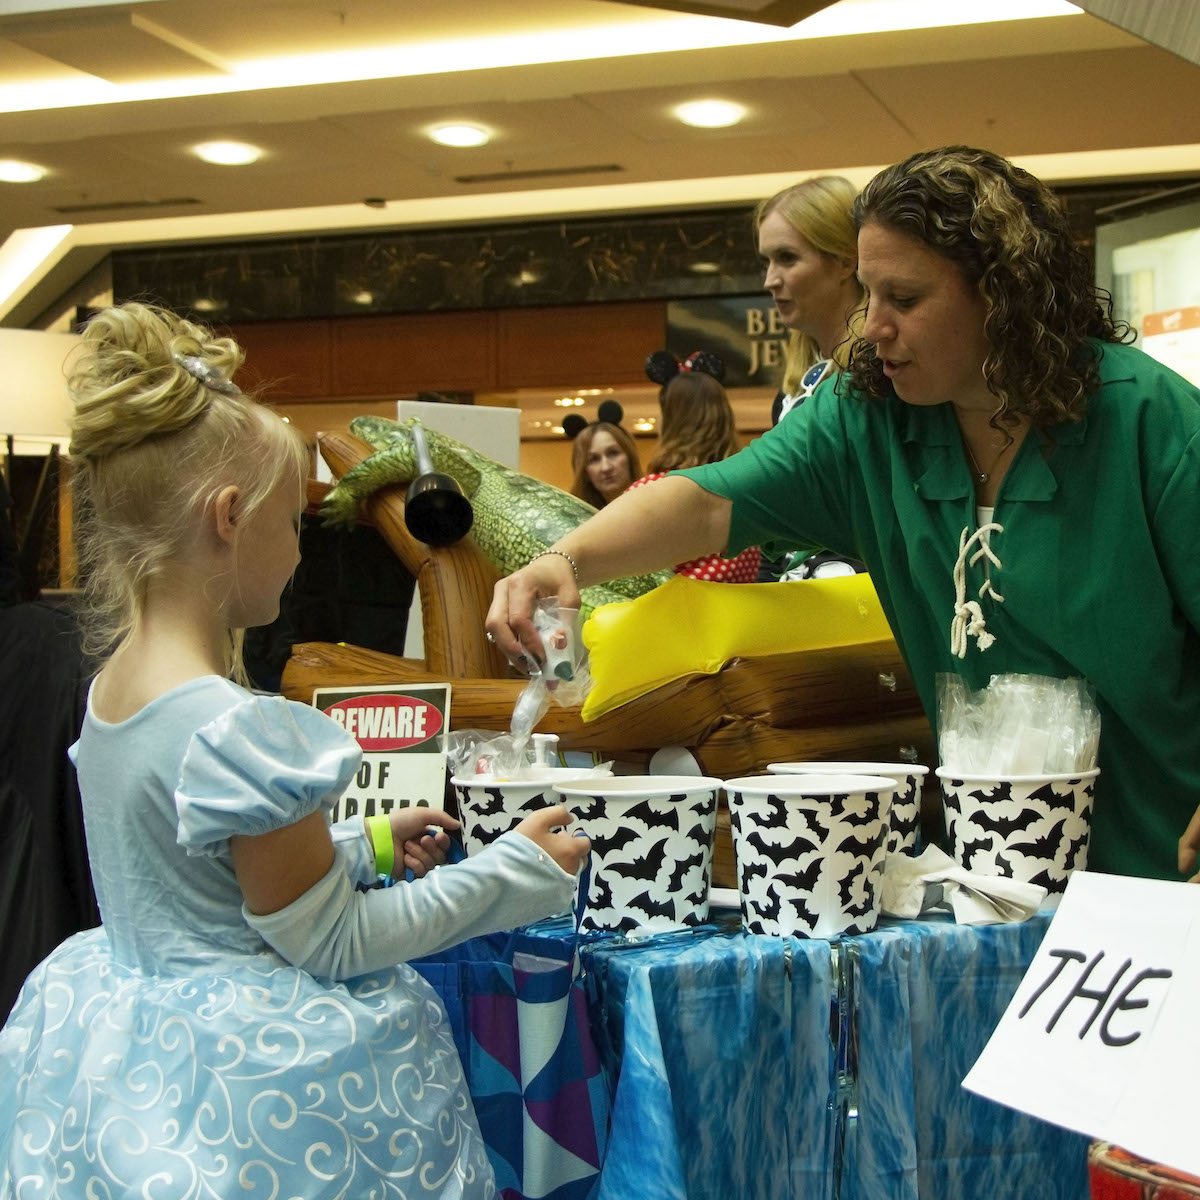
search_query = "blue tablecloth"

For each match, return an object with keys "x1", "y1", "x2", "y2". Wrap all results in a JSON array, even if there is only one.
[
  {"x1": 846, "y1": 915, "x2": 1088, "y2": 1200},
  {"x1": 416, "y1": 912, "x2": 1090, "y2": 1200}
]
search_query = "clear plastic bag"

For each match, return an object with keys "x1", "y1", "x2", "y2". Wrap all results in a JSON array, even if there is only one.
[
  {"x1": 936, "y1": 672, "x2": 1100, "y2": 774},
  {"x1": 450, "y1": 602, "x2": 597, "y2": 778},
  {"x1": 446, "y1": 728, "x2": 529, "y2": 780},
  {"x1": 510, "y1": 598, "x2": 592, "y2": 747}
]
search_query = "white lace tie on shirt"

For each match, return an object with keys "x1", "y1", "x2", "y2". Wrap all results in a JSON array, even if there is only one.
[{"x1": 950, "y1": 522, "x2": 1005, "y2": 658}]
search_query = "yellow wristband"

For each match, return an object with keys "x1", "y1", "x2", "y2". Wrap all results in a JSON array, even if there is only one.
[{"x1": 367, "y1": 815, "x2": 394, "y2": 878}]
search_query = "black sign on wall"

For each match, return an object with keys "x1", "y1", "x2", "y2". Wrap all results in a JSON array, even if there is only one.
[{"x1": 665, "y1": 295, "x2": 788, "y2": 389}]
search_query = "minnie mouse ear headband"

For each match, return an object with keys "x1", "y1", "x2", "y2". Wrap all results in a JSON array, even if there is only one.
[
  {"x1": 562, "y1": 398, "x2": 624, "y2": 441},
  {"x1": 644, "y1": 349, "x2": 725, "y2": 386}
]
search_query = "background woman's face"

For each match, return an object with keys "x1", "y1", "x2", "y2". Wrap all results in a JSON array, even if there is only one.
[
  {"x1": 584, "y1": 429, "x2": 633, "y2": 502},
  {"x1": 757, "y1": 208, "x2": 850, "y2": 338}
]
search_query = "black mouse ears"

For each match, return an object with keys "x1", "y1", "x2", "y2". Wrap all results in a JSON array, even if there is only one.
[
  {"x1": 644, "y1": 349, "x2": 726, "y2": 385},
  {"x1": 563, "y1": 398, "x2": 625, "y2": 440}
]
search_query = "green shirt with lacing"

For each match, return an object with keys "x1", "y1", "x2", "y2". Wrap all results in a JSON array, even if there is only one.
[{"x1": 677, "y1": 339, "x2": 1200, "y2": 880}]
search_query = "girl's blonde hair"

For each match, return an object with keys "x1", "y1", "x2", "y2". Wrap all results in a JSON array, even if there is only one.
[
  {"x1": 754, "y1": 175, "x2": 863, "y2": 395},
  {"x1": 67, "y1": 301, "x2": 311, "y2": 684},
  {"x1": 648, "y1": 370, "x2": 738, "y2": 472}
]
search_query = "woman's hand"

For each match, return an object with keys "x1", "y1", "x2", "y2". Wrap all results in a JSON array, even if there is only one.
[
  {"x1": 389, "y1": 807, "x2": 460, "y2": 879},
  {"x1": 1179, "y1": 804, "x2": 1200, "y2": 882},
  {"x1": 485, "y1": 478, "x2": 730, "y2": 671},
  {"x1": 486, "y1": 551, "x2": 580, "y2": 672},
  {"x1": 513, "y1": 804, "x2": 591, "y2": 876}
]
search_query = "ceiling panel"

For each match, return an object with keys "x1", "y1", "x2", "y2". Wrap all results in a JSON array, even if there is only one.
[
  {"x1": 861, "y1": 44, "x2": 1200, "y2": 157},
  {"x1": 1, "y1": 11, "x2": 229, "y2": 82},
  {"x1": 619, "y1": 0, "x2": 835, "y2": 27}
]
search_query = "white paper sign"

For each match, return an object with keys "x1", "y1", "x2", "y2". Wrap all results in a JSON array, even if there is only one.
[
  {"x1": 964, "y1": 870, "x2": 1200, "y2": 1178},
  {"x1": 312, "y1": 683, "x2": 451, "y2": 823}
]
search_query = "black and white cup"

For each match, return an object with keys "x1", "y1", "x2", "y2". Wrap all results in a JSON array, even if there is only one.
[
  {"x1": 450, "y1": 768, "x2": 606, "y2": 858},
  {"x1": 935, "y1": 768, "x2": 1099, "y2": 903},
  {"x1": 768, "y1": 761, "x2": 929, "y2": 856},
  {"x1": 552, "y1": 775, "x2": 722, "y2": 934},
  {"x1": 724, "y1": 773, "x2": 897, "y2": 938}
]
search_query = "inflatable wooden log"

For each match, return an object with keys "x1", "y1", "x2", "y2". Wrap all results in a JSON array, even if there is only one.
[
  {"x1": 283, "y1": 640, "x2": 721, "y2": 754},
  {"x1": 281, "y1": 637, "x2": 933, "y2": 778}
]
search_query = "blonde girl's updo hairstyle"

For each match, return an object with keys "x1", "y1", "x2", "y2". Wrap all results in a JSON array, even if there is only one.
[
  {"x1": 67, "y1": 301, "x2": 311, "y2": 680},
  {"x1": 845, "y1": 145, "x2": 1132, "y2": 429},
  {"x1": 754, "y1": 175, "x2": 862, "y2": 393}
]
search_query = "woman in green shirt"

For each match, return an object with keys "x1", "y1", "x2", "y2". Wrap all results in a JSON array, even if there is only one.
[{"x1": 489, "y1": 146, "x2": 1200, "y2": 883}]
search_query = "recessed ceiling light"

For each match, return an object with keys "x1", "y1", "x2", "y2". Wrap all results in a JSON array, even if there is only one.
[
  {"x1": 193, "y1": 140, "x2": 262, "y2": 165},
  {"x1": 674, "y1": 99, "x2": 746, "y2": 129},
  {"x1": 689, "y1": 261, "x2": 721, "y2": 274},
  {"x1": 428, "y1": 123, "x2": 490, "y2": 148},
  {"x1": 0, "y1": 159, "x2": 47, "y2": 183}
]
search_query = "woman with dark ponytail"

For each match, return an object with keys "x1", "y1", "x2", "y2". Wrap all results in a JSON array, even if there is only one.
[{"x1": 628, "y1": 350, "x2": 759, "y2": 583}]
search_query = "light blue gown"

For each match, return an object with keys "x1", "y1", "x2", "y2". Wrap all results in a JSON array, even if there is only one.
[{"x1": 0, "y1": 676, "x2": 570, "y2": 1198}]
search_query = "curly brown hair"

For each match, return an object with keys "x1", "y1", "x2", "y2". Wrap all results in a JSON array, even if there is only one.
[
  {"x1": 845, "y1": 146, "x2": 1131, "y2": 428},
  {"x1": 648, "y1": 370, "x2": 739, "y2": 473}
]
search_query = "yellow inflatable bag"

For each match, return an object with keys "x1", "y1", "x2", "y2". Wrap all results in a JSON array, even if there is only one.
[{"x1": 581, "y1": 572, "x2": 893, "y2": 721}]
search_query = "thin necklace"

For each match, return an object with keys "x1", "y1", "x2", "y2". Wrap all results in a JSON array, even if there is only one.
[{"x1": 963, "y1": 438, "x2": 1012, "y2": 485}]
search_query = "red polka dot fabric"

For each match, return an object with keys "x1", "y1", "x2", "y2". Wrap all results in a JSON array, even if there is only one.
[{"x1": 628, "y1": 473, "x2": 762, "y2": 583}]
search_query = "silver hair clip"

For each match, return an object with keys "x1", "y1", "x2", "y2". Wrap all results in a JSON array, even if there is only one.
[{"x1": 173, "y1": 353, "x2": 240, "y2": 396}]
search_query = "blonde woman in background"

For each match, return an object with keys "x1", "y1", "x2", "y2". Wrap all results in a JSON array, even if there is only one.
[
  {"x1": 755, "y1": 175, "x2": 867, "y2": 577},
  {"x1": 756, "y1": 175, "x2": 864, "y2": 425}
]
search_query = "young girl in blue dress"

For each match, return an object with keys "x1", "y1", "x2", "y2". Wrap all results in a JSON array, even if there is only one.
[{"x1": 0, "y1": 301, "x2": 590, "y2": 1197}]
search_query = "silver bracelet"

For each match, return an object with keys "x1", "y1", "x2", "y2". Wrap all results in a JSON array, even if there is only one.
[{"x1": 528, "y1": 548, "x2": 579, "y2": 582}]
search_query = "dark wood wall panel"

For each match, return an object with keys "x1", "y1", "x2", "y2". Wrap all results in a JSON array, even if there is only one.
[
  {"x1": 497, "y1": 302, "x2": 665, "y2": 388},
  {"x1": 227, "y1": 301, "x2": 667, "y2": 401},
  {"x1": 233, "y1": 319, "x2": 331, "y2": 399},
  {"x1": 330, "y1": 311, "x2": 499, "y2": 396}
]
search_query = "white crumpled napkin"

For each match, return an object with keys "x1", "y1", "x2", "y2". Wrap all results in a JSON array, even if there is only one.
[{"x1": 880, "y1": 845, "x2": 1047, "y2": 924}]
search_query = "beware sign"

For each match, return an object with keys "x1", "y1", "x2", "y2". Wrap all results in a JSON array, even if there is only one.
[
  {"x1": 312, "y1": 683, "x2": 451, "y2": 822},
  {"x1": 963, "y1": 870, "x2": 1200, "y2": 1178}
]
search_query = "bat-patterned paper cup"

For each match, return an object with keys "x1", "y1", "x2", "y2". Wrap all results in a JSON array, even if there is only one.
[
  {"x1": 451, "y1": 769, "x2": 609, "y2": 858},
  {"x1": 768, "y1": 760, "x2": 929, "y2": 856},
  {"x1": 724, "y1": 774, "x2": 897, "y2": 939},
  {"x1": 935, "y1": 768, "x2": 1099, "y2": 902},
  {"x1": 551, "y1": 775, "x2": 722, "y2": 934}
]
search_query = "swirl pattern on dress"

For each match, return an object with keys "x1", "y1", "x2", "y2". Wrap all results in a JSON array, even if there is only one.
[{"x1": 2, "y1": 929, "x2": 495, "y2": 1198}]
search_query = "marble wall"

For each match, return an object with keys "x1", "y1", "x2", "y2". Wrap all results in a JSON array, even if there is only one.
[
  {"x1": 111, "y1": 179, "x2": 1171, "y2": 326},
  {"x1": 114, "y1": 208, "x2": 763, "y2": 324}
]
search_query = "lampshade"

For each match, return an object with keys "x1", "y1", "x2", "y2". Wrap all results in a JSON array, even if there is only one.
[{"x1": 0, "y1": 328, "x2": 80, "y2": 449}]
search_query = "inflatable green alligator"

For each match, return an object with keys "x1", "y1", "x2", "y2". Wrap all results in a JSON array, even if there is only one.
[{"x1": 322, "y1": 415, "x2": 669, "y2": 614}]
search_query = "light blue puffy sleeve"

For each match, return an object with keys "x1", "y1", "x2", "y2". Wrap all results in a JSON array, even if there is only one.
[{"x1": 176, "y1": 694, "x2": 361, "y2": 857}]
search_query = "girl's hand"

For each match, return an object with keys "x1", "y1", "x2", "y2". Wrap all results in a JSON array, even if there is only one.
[
  {"x1": 388, "y1": 807, "x2": 460, "y2": 878},
  {"x1": 513, "y1": 804, "x2": 591, "y2": 875}
]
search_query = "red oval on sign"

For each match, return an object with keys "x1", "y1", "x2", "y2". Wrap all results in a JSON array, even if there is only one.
[{"x1": 324, "y1": 694, "x2": 444, "y2": 751}]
